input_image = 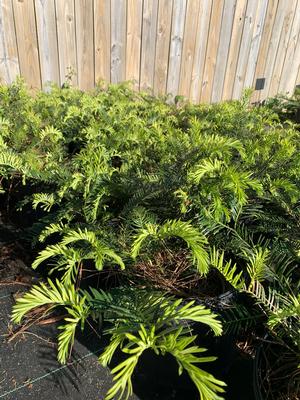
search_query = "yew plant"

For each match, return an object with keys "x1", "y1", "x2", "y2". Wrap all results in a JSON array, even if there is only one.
[{"x1": 0, "y1": 79, "x2": 299, "y2": 399}]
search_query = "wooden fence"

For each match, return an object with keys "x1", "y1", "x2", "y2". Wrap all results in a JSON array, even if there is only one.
[{"x1": 0, "y1": 0, "x2": 299, "y2": 102}]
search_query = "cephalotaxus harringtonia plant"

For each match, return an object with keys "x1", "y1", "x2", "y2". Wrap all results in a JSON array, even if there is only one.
[
  {"x1": 12, "y1": 281, "x2": 226, "y2": 400},
  {"x1": 1, "y1": 80, "x2": 299, "y2": 399}
]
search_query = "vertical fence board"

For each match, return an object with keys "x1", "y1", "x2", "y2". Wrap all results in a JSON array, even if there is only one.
[
  {"x1": 232, "y1": 0, "x2": 259, "y2": 99},
  {"x1": 12, "y1": 0, "x2": 41, "y2": 88},
  {"x1": 154, "y1": 0, "x2": 173, "y2": 95},
  {"x1": 166, "y1": 0, "x2": 187, "y2": 97},
  {"x1": 211, "y1": 0, "x2": 236, "y2": 103},
  {"x1": 279, "y1": 31, "x2": 300, "y2": 95},
  {"x1": 244, "y1": 0, "x2": 268, "y2": 89},
  {"x1": 55, "y1": 0, "x2": 77, "y2": 86},
  {"x1": 94, "y1": 0, "x2": 110, "y2": 84},
  {"x1": 111, "y1": 0, "x2": 126, "y2": 83},
  {"x1": 140, "y1": 0, "x2": 159, "y2": 91},
  {"x1": 268, "y1": 0, "x2": 297, "y2": 97},
  {"x1": 222, "y1": 0, "x2": 247, "y2": 100},
  {"x1": 259, "y1": 1, "x2": 289, "y2": 99},
  {"x1": 126, "y1": 0, "x2": 143, "y2": 87},
  {"x1": 75, "y1": 0, "x2": 94, "y2": 90},
  {"x1": 35, "y1": 0, "x2": 60, "y2": 87},
  {"x1": 190, "y1": 0, "x2": 212, "y2": 103},
  {"x1": 200, "y1": 0, "x2": 224, "y2": 102},
  {"x1": 179, "y1": 0, "x2": 201, "y2": 98},
  {"x1": 0, "y1": 0, "x2": 19, "y2": 83},
  {"x1": 251, "y1": 0, "x2": 278, "y2": 102},
  {"x1": 279, "y1": 1, "x2": 300, "y2": 94}
]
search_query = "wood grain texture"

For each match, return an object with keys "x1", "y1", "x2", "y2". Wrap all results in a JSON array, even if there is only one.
[
  {"x1": 154, "y1": 0, "x2": 173, "y2": 95},
  {"x1": 222, "y1": 0, "x2": 247, "y2": 100},
  {"x1": 268, "y1": 0, "x2": 297, "y2": 97},
  {"x1": 211, "y1": 0, "x2": 236, "y2": 103},
  {"x1": 232, "y1": 0, "x2": 259, "y2": 99},
  {"x1": 179, "y1": 0, "x2": 201, "y2": 98},
  {"x1": 251, "y1": 0, "x2": 278, "y2": 102},
  {"x1": 289, "y1": 39, "x2": 300, "y2": 92},
  {"x1": 94, "y1": 0, "x2": 110, "y2": 83},
  {"x1": 166, "y1": 0, "x2": 187, "y2": 96},
  {"x1": 259, "y1": 1, "x2": 290, "y2": 99},
  {"x1": 35, "y1": 0, "x2": 60, "y2": 87},
  {"x1": 111, "y1": 0, "x2": 126, "y2": 83},
  {"x1": 190, "y1": 0, "x2": 212, "y2": 103},
  {"x1": 75, "y1": 0, "x2": 94, "y2": 90},
  {"x1": 12, "y1": 0, "x2": 41, "y2": 88},
  {"x1": 140, "y1": 0, "x2": 159, "y2": 91},
  {"x1": 278, "y1": 21, "x2": 300, "y2": 95},
  {"x1": 126, "y1": 0, "x2": 143, "y2": 88},
  {"x1": 55, "y1": 0, "x2": 77, "y2": 86},
  {"x1": 0, "y1": 0, "x2": 19, "y2": 83},
  {"x1": 244, "y1": 0, "x2": 268, "y2": 89},
  {"x1": 94, "y1": 0, "x2": 111, "y2": 83},
  {"x1": 200, "y1": 0, "x2": 224, "y2": 102},
  {"x1": 279, "y1": 0, "x2": 300, "y2": 94},
  {"x1": 0, "y1": 0, "x2": 299, "y2": 101}
]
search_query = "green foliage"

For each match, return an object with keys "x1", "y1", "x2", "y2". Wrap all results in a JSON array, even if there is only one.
[
  {"x1": 131, "y1": 219, "x2": 209, "y2": 274},
  {"x1": 209, "y1": 247, "x2": 244, "y2": 290},
  {"x1": 32, "y1": 227, "x2": 124, "y2": 284},
  {"x1": 12, "y1": 281, "x2": 225, "y2": 399},
  {"x1": 1, "y1": 79, "x2": 299, "y2": 399},
  {"x1": 265, "y1": 87, "x2": 300, "y2": 124},
  {"x1": 11, "y1": 278, "x2": 89, "y2": 363}
]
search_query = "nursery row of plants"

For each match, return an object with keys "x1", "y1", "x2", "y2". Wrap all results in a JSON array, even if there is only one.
[{"x1": 0, "y1": 79, "x2": 299, "y2": 399}]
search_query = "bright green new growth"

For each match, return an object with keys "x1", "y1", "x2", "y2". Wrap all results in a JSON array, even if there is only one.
[
  {"x1": 131, "y1": 219, "x2": 209, "y2": 274},
  {"x1": 0, "y1": 80, "x2": 299, "y2": 399},
  {"x1": 12, "y1": 280, "x2": 225, "y2": 400}
]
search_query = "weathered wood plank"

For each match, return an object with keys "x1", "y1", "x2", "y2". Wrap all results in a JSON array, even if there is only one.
[
  {"x1": 94, "y1": 0, "x2": 111, "y2": 84},
  {"x1": 222, "y1": 0, "x2": 247, "y2": 100},
  {"x1": 154, "y1": 0, "x2": 173, "y2": 95},
  {"x1": 190, "y1": 0, "x2": 212, "y2": 103},
  {"x1": 166, "y1": 0, "x2": 187, "y2": 97},
  {"x1": 279, "y1": 1, "x2": 300, "y2": 94},
  {"x1": 111, "y1": 0, "x2": 126, "y2": 83},
  {"x1": 259, "y1": 1, "x2": 290, "y2": 100},
  {"x1": 0, "y1": 0, "x2": 19, "y2": 84},
  {"x1": 251, "y1": 0, "x2": 278, "y2": 102},
  {"x1": 211, "y1": 0, "x2": 236, "y2": 103},
  {"x1": 179, "y1": 0, "x2": 201, "y2": 98},
  {"x1": 75, "y1": 0, "x2": 94, "y2": 90},
  {"x1": 278, "y1": 25, "x2": 300, "y2": 95},
  {"x1": 35, "y1": 0, "x2": 60, "y2": 87},
  {"x1": 268, "y1": 0, "x2": 297, "y2": 97},
  {"x1": 126, "y1": 0, "x2": 143, "y2": 88},
  {"x1": 140, "y1": 0, "x2": 159, "y2": 91},
  {"x1": 244, "y1": 0, "x2": 268, "y2": 89},
  {"x1": 232, "y1": 0, "x2": 259, "y2": 99},
  {"x1": 55, "y1": 0, "x2": 77, "y2": 86},
  {"x1": 200, "y1": 0, "x2": 224, "y2": 102},
  {"x1": 289, "y1": 38, "x2": 300, "y2": 93},
  {"x1": 12, "y1": 0, "x2": 41, "y2": 88}
]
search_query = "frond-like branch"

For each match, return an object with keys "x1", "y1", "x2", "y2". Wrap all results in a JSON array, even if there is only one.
[{"x1": 131, "y1": 220, "x2": 209, "y2": 274}]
